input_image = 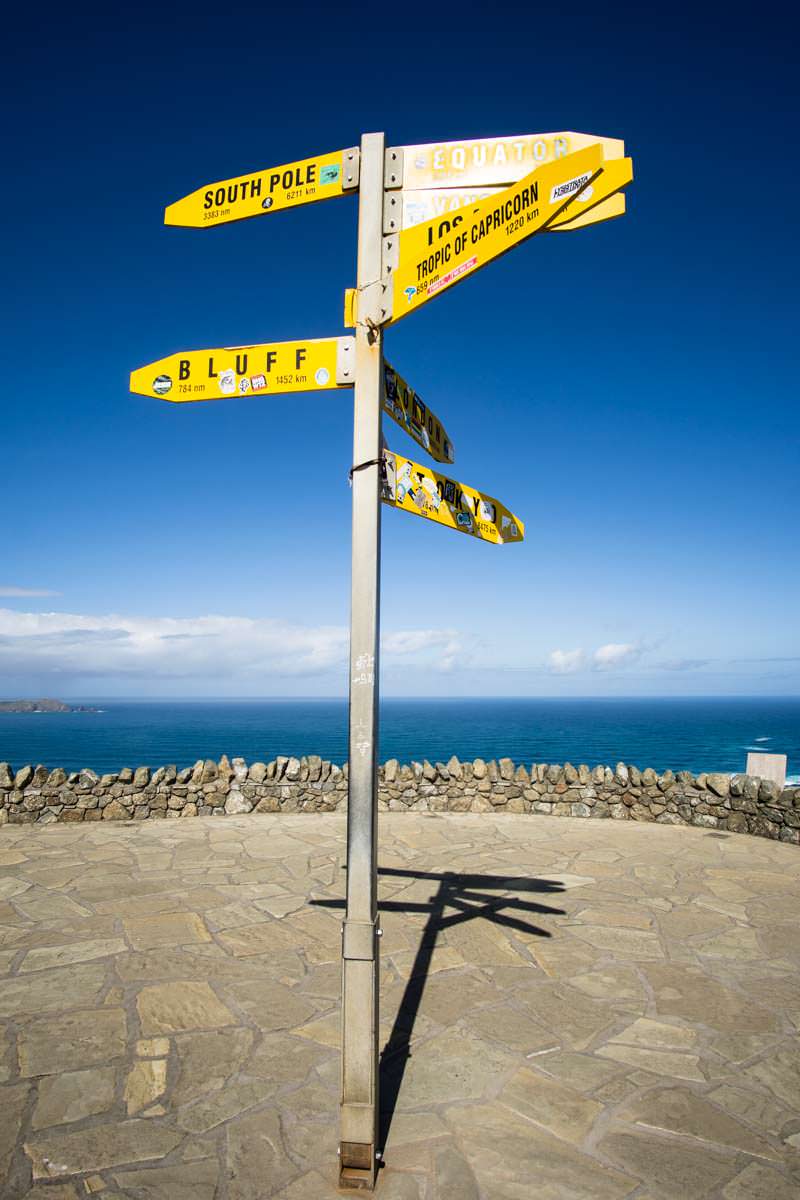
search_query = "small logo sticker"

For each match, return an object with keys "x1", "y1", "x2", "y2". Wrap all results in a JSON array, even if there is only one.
[
  {"x1": 315, "y1": 367, "x2": 330, "y2": 386},
  {"x1": 261, "y1": 197, "x2": 274, "y2": 210},
  {"x1": 550, "y1": 172, "x2": 592, "y2": 204},
  {"x1": 218, "y1": 368, "x2": 236, "y2": 395},
  {"x1": 320, "y1": 164, "x2": 341, "y2": 186},
  {"x1": 153, "y1": 374, "x2": 172, "y2": 395},
  {"x1": 250, "y1": 374, "x2": 267, "y2": 391},
  {"x1": 238, "y1": 377, "x2": 250, "y2": 394},
  {"x1": 404, "y1": 286, "x2": 417, "y2": 303}
]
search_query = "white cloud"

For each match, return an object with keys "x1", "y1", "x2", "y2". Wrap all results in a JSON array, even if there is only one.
[
  {"x1": 592, "y1": 642, "x2": 642, "y2": 670},
  {"x1": 547, "y1": 648, "x2": 587, "y2": 674},
  {"x1": 0, "y1": 608, "x2": 462, "y2": 682},
  {"x1": 547, "y1": 642, "x2": 644, "y2": 674},
  {"x1": 0, "y1": 586, "x2": 61, "y2": 598},
  {"x1": 382, "y1": 628, "x2": 462, "y2": 671}
]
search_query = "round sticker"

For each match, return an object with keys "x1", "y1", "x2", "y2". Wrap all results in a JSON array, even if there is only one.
[
  {"x1": 153, "y1": 375, "x2": 173, "y2": 395},
  {"x1": 315, "y1": 367, "x2": 330, "y2": 386},
  {"x1": 261, "y1": 197, "x2": 273, "y2": 210}
]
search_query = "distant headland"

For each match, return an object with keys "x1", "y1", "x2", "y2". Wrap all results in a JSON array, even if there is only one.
[{"x1": 0, "y1": 699, "x2": 99, "y2": 714}]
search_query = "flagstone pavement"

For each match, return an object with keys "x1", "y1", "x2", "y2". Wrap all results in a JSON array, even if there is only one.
[{"x1": 1, "y1": 812, "x2": 800, "y2": 1199}]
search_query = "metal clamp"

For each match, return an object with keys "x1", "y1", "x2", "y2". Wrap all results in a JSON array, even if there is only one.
[
  {"x1": 383, "y1": 192, "x2": 401, "y2": 235},
  {"x1": 342, "y1": 147, "x2": 360, "y2": 191},
  {"x1": 341, "y1": 920, "x2": 378, "y2": 961},
  {"x1": 348, "y1": 456, "x2": 386, "y2": 486},
  {"x1": 384, "y1": 147, "x2": 403, "y2": 189},
  {"x1": 356, "y1": 280, "x2": 391, "y2": 328},
  {"x1": 336, "y1": 336, "x2": 356, "y2": 385}
]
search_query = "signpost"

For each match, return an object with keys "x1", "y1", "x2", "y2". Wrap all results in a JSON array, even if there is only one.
[
  {"x1": 397, "y1": 187, "x2": 625, "y2": 234},
  {"x1": 131, "y1": 124, "x2": 632, "y2": 1191},
  {"x1": 392, "y1": 130, "x2": 625, "y2": 190},
  {"x1": 130, "y1": 337, "x2": 354, "y2": 401},
  {"x1": 382, "y1": 364, "x2": 454, "y2": 464},
  {"x1": 164, "y1": 147, "x2": 359, "y2": 227},
  {"x1": 383, "y1": 147, "x2": 633, "y2": 323},
  {"x1": 382, "y1": 450, "x2": 523, "y2": 544}
]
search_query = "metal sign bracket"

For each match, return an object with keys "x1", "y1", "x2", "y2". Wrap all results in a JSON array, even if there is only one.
[
  {"x1": 384, "y1": 146, "x2": 403, "y2": 189},
  {"x1": 343, "y1": 147, "x2": 361, "y2": 190},
  {"x1": 337, "y1": 336, "x2": 356, "y2": 385}
]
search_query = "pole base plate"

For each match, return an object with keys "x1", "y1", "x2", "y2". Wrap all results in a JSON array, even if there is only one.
[{"x1": 339, "y1": 1142, "x2": 377, "y2": 1191}]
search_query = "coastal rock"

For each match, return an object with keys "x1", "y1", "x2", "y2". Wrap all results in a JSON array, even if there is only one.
[
  {"x1": 0, "y1": 763, "x2": 14, "y2": 788},
  {"x1": 15, "y1": 765, "x2": 33, "y2": 789},
  {"x1": 706, "y1": 773, "x2": 730, "y2": 798},
  {"x1": 224, "y1": 791, "x2": 252, "y2": 815}
]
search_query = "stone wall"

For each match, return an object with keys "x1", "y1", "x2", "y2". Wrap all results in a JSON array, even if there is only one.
[{"x1": 0, "y1": 756, "x2": 797, "y2": 843}]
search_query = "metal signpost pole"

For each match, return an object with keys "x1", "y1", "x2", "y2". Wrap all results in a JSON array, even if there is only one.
[{"x1": 339, "y1": 130, "x2": 385, "y2": 1191}]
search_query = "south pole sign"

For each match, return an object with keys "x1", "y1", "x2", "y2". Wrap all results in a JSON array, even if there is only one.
[{"x1": 131, "y1": 126, "x2": 633, "y2": 1190}]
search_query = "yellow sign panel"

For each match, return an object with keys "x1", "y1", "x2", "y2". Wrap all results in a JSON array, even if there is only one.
[
  {"x1": 130, "y1": 337, "x2": 354, "y2": 402},
  {"x1": 553, "y1": 191, "x2": 626, "y2": 232},
  {"x1": 382, "y1": 450, "x2": 523, "y2": 546},
  {"x1": 546, "y1": 156, "x2": 632, "y2": 231},
  {"x1": 386, "y1": 146, "x2": 609, "y2": 323},
  {"x1": 398, "y1": 131, "x2": 624, "y2": 190},
  {"x1": 164, "y1": 148, "x2": 357, "y2": 228},
  {"x1": 401, "y1": 187, "x2": 624, "y2": 235},
  {"x1": 383, "y1": 364, "x2": 454, "y2": 464}
]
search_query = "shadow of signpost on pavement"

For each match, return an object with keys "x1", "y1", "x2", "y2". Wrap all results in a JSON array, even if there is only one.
[{"x1": 312, "y1": 866, "x2": 566, "y2": 1153}]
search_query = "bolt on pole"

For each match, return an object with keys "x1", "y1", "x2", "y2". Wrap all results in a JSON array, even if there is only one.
[{"x1": 339, "y1": 130, "x2": 385, "y2": 1191}]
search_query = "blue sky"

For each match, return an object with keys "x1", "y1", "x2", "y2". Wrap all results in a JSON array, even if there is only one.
[{"x1": 2, "y1": 1, "x2": 797, "y2": 698}]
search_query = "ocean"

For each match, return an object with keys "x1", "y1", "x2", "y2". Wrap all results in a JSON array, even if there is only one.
[{"x1": 0, "y1": 698, "x2": 798, "y2": 780}]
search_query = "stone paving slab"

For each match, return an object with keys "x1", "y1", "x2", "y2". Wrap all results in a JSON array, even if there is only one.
[{"x1": 1, "y1": 813, "x2": 799, "y2": 1198}]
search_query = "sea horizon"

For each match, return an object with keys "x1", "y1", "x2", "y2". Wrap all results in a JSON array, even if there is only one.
[{"x1": 1, "y1": 696, "x2": 798, "y2": 781}]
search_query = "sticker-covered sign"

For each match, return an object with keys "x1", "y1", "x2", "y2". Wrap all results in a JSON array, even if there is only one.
[
  {"x1": 164, "y1": 147, "x2": 357, "y2": 228},
  {"x1": 130, "y1": 337, "x2": 354, "y2": 402},
  {"x1": 385, "y1": 146, "x2": 612, "y2": 324},
  {"x1": 382, "y1": 449, "x2": 523, "y2": 546},
  {"x1": 395, "y1": 131, "x2": 624, "y2": 190},
  {"x1": 383, "y1": 363, "x2": 454, "y2": 464}
]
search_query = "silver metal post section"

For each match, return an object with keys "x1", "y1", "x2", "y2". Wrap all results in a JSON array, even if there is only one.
[{"x1": 339, "y1": 131, "x2": 385, "y2": 1191}]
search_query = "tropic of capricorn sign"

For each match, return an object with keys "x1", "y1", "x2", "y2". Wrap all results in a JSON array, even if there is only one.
[{"x1": 131, "y1": 129, "x2": 633, "y2": 1189}]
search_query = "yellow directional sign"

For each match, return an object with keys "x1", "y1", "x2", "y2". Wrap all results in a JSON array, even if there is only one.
[
  {"x1": 546, "y1": 156, "x2": 632, "y2": 231},
  {"x1": 130, "y1": 337, "x2": 354, "y2": 402},
  {"x1": 553, "y1": 190, "x2": 626, "y2": 232},
  {"x1": 399, "y1": 188, "x2": 624, "y2": 235},
  {"x1": 385, "y1": 146, "x2": 610, "y2": 324},
  {"x1": 383, "y1": 363, "x2": 454, "y2": 464},
  {"x1": 164, "y1": 148, "x2": 358, "y2": 228},
  {"x1": 395, "y1": 131, "x2": 624, "y2": 190},
  {"x1": 382, "y1": 450, "x2": 523, "y2": 545}
]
